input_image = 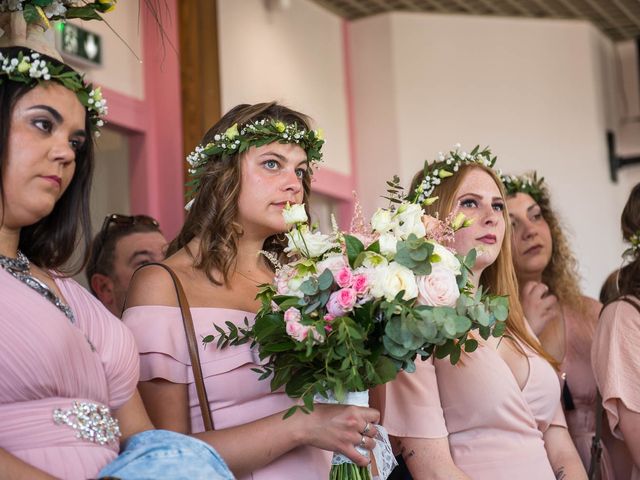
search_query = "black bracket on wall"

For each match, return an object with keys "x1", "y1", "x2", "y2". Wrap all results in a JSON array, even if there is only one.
[{"x1": 607, "y1": 130, "x2": 640, "y2": 182}]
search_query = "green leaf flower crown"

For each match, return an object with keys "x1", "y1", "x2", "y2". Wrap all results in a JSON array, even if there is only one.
[
  {"x1": 185, "y1": 118, "x2": 324, "y2": 206},
  {"x1": 411, "y1": 144, "x2": 497, "y2": 206},
  {"x1": 0, "y1": 50, "x2": 107, "y2": 132},
  {"x1": 0, "y1": 1, "x2": 117, "y2": 25},
  {"x1": 500, "y1": 171, "x2": 545, "y2": 203},
  {"x1": 624, "y1": 232, "x2": 640, "y2": 259}
]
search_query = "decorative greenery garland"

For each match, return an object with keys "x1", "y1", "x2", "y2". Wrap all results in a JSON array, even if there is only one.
[
  {"x1": 500, "y1": 171, "x2": 545, "y2": 203},
  {"x1": 185, "y1": 118, "x2": 324, "y2": 206},
  {"x1": 0, "y1": 1, "x2": 116, "y2": 26},
  {"x1": 0, "y1": 50, "x2": 107, "y2": 131}
]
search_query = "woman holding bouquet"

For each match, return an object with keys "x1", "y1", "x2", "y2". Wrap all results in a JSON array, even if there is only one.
[
  {"x1": 592, "y1": 182, "x2": 640, "y2": 479},
  {"x1": 372, "y1": 152, "x2": 586, "y2": 479},
  {"x1": 124, "y1": 102, "x2": 380, "y2": 479},
  {"x1": 504, "y1": 173, "x2": 629, "y2": 479}
]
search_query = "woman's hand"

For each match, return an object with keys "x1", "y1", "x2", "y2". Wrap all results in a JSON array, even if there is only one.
[
  {"x1": 296, "y1": 404, "x2": 380, "y2": 467},
  {"x1": 521, "y1": 281, "x2": 561, "y2": 335}
]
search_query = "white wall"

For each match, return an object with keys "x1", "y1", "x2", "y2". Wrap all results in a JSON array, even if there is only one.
[
  {"x1": 217, "y1": 0, "x2": 351, "y2": 175},
  {"x1": 68, "y1": 1, "x2": 144, "y2": 99},
  {"x1": 349, "y1": 12, "x2": 640, "y2": 297}
]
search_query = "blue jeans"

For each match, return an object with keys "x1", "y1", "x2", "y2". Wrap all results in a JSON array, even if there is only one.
[{"x1": 98, "y1": 429, "x2": 234, "y2": 480}]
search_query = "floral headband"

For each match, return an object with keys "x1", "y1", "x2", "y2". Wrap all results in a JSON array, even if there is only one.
[
  {"x1": 409, "y1": 144, "x2": 497, "y2": 206},
  {"x1": 623, "y1": 232, "x2": 640, "y2": 259},
  {"x1": 0, "y1": 50, "x2": 107, "y2": 132},
  {"x1": 500, "y1": 171, "x2": 545, "y2": 203},
  {"x1": 185, "y1": 118, "x2": 324, "y2": 208},
  {"x1": 0, "y1": 1, "x2": 117, "y2": 24}
]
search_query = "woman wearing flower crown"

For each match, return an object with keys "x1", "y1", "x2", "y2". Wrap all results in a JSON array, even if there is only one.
[
  {"x1": 592, "y1": 182, "x2": 640, "y2": 479},
  {"x1": 503, "y1": 173, "x2": 631, "y2": 479},
  {"x1": 0, "y1": 6, "x2": 235, "y2": 479},
  {"x1": 372, "y1": 151, "x2": 586, "y2": 479},
  {"x1": 123, "y1": 102, "x2": 380, "y2": 479}
]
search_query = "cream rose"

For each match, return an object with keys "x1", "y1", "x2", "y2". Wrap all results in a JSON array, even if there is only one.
[
  {"x1": 429, "y1": 242, "x2": 462, "y2": 275},
  {"x1": 370, "y1": 263, "x2": 418, "y2": 301},
  {"x1": 371, "y1": 208, "x2": 393, "y2": 233},
  {"x1": 416, "y1": 265, "x2": 460, "y2": 307}
]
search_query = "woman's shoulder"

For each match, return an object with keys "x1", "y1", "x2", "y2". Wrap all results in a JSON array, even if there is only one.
[{"x1": 126, "y1": 262, "x2": 185, "y2": 308}]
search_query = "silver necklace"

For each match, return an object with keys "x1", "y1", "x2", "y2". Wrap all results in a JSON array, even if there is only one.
[{"x1": 0, "y1": 250, "x2": 76, "y2": 324}]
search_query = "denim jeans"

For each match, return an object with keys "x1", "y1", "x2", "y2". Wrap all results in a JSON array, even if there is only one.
[{"x1": 98, "y1": 429, "x2": 234, "y2": 480}]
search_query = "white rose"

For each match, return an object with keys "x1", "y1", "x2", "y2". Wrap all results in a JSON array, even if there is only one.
[
  {"x1": 377, "y1": 262, "x2": 419, "y2": 301},
  {"x1": 371, "y1": 208, "x2": 393, "y2": 233},
  {"x1": 378, "y1": 233, "x2": 398, "y2": 258},
  {"x1": 282, "y1": 203, "x2": 308, "y2": 225},
  {"x1": 367, "y1": 265, "x2": 389, "y2": 299},
  {"x1": 316, "y1": 254, "x2": 348, "y2": 278},
  {"x1": 393, "y1": 203, "x2": 426, "y2": 239},
  {"x1": 285, "y1": 226, "x2": 337, "y2": 258},
  {"x1": 429, "y1": 242, "x2": 462, "y2": 275},
  {"x1": 416, "y1": 265, "x2": 460, "y2": 307}
]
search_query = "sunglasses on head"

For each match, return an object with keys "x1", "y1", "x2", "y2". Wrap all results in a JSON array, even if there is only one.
[{"x1": 99, "y1": 214, "x2": 160, "y2": 237}]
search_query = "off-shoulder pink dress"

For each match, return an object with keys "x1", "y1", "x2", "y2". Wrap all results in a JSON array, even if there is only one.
[
  {"x1": 124, "y1": 306, "x2": 332, "y2": 480},
  {"x1": 592, "y1": 299, "x2": 640, "y2": 480},
  {"x1": 372, "y1": 339, "x2": 566, "y2": 479},
  {"x1": 0, "y1": 269, "x2": 139, "y2": 479}
]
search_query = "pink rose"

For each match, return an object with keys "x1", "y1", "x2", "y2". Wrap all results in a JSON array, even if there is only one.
[
  {"x1": 316, "y1": 255, "x2": 348, "y2": 278},
  {"x1": 325, "y1": 324, "x2": 333, "y2": 332},
  {"x1": 422, "y1": 215, "x2": 441, "y2": 236},
  {"x1": 324, "y1": 313, "x2": 336, "y2": 322},
  {"x1": 416, "y1": 265, "x2": 460, "y2": 307},
  {"x1": 328, "y1": 288, "x2": 358, "y2": 314},
  {"x1": 284, "y1": 307, "x2": 301, "y2": 323},
  {"x1": 335, "y1": 266, "x2": 353, "y2": 288},
  {"x1": 326, "y1": 294, "x2": 346, "y2": 317},
  {"x1": 352, "y1": 274, "x2": 369, "y2": 294},
  {"x1": 285, "y1": 319, "x2": 309, "y2": 342}
]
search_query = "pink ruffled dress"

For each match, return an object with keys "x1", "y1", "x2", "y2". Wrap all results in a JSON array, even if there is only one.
[
  {"x1": 0, "y1": 268, "x2": 139, "y2": 479},
  {"x1": 123, "y1": 306, "x2": 332, "y2": 480},
  {"x1": 372, "y1": 339, "x2": 566, "y2": 479},
  {"x1": 592, "y1": 299, "x2": 640, "y2": 480}
]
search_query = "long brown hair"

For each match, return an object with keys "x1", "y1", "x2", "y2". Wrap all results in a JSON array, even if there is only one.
[
  {"x1": 410, "y1": 163, "x2": 558, "y2": 367},
  {"x1": 167, "y1": 102, "x2": 313, "y2": 285}
]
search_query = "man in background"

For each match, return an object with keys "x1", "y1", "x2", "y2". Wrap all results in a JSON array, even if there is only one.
[{"x1": 87, "y1": 214, "x2": 167, "y2": 317}]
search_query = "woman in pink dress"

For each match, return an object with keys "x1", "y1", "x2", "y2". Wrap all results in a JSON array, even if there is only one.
[
  {"x1": 0, "y1": 44, "x2": 153, "y2": 479},
  {"x1": 372, "y1": 157, "x2": 586, "y2": 479},
  {"x1": 124, "y1": 102, "x2": 380, "y2": 479},
  {"x1": 592, "y1": 182, "x2": 640, "y2": 479},
  {"x1": 504, "y1": 172, "x2": 631, "y2": 479}
]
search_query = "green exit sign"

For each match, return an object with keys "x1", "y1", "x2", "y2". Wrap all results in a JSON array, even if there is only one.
[{"x1": 56, "y1": 22, "x2": 102, "y2": 67}]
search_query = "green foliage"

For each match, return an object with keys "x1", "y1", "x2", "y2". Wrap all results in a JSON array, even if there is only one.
[{"x1": 394, "y1": 234, "x2": 434, "y2": 275}]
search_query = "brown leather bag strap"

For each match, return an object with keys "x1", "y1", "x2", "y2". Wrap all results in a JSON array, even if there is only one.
[{"x1": 144, "y1": 263, "x2": 215, "y2": 431}]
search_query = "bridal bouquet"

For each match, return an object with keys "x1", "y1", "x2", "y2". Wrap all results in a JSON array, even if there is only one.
[{"x1": 206, "y1": 198, "x2": 508, "y2": 480}]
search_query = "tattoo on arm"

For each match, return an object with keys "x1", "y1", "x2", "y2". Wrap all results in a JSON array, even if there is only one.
[
  {"x1": 554, "y1": 467, "x2": 566, "y2": 480},
  {"x1": 398, "y1": 445, "x2": 415, "y2": 460}
]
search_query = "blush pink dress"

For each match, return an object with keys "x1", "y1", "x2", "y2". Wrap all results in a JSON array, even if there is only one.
[
  {"x1": 559, "y1": 301, "x2": 626, "y2": 480},
  {"x1": 123, "y1": 306, "x2": 332, "y2": 480},
  {"x1": 592, "y1": 299, "x2": 640, "y2": 480},
  {"x1": 0, "y1": 269, "x2": 139, "y2": 479},
  {"x1": 373, "y1": 339, "x2": 566, "y2": 479}
]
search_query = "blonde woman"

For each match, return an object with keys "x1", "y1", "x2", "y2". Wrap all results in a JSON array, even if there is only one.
[{"x1": 372, "y1": 153, "x2": 585, "y2": 479}]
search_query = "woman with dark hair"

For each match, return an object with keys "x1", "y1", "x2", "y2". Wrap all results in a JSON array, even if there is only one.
[
  {"x1": 0, "y1": 44, "x2": 153, "y2": 478},
  {"x1": 372, "y1": 150, "x2": 585, "y2": 479},
  {"x1": 124, "y1": 102, "x2": 380, "y2": 479},
  {"x1": 592, "y1": 182, "x2": 640, "y2": 479}
]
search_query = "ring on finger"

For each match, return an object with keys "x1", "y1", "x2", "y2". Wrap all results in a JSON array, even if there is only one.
[
  {"x1": 358, "y1": 435, "x2": 366, "y2": 449},
  {"x1": 362, "y1": 422, "x2": 371, "y2": 435}
]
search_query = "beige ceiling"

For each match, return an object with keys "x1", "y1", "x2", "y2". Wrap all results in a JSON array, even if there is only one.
[{"x1": 311, "y1": 0, "x2": 640, "y2": 41}]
